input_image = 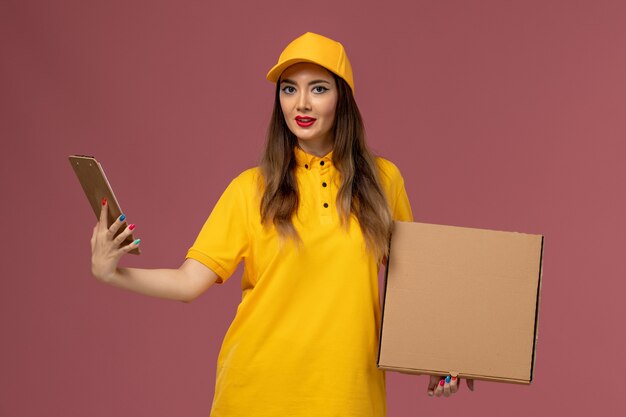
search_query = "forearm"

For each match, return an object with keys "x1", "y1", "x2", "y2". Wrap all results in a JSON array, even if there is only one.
[{"x1": 101, "y1": 267, "x2": 192, "y2": 302}]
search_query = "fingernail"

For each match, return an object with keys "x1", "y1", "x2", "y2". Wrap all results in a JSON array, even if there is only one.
[
  {"x1": 439, "y1": 379, "x2": 445, "y2": 386},
  {"x1": 445, "y1": 375, "x2": 451, "y2": 384},
  {"x1": 451, "y1": 376, "x2": 457, "y2": 381},
  {"x1": 133, "y1": 239, "x2": 141, "y2": 245},
  {"x1": 102, "y1": 197, "x2": 107, "y2": 205},
  {"x1": 119, "y1": 214, "x2": 126, "y2": 221},
  {"x1": 129, "y1": 224, "x2": 135, "y2": 231}
]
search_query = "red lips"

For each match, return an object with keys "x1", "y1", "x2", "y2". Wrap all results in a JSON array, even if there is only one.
[{"x1": 295, "y1": 115, "x2": 316, "y2": 127}]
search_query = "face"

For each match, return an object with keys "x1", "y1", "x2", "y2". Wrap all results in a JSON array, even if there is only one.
[{"x1": 279, "y1": 62, "x2": 338, "y2": 153}]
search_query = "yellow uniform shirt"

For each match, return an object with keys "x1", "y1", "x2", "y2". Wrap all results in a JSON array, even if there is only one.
[{"x1": 186, "y1": 146, "x2": 413, "y2": 417}]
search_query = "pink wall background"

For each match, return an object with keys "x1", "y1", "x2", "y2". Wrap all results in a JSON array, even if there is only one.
[{"x1": 1, "y1": 0, "x2": 624, "y2": 415}]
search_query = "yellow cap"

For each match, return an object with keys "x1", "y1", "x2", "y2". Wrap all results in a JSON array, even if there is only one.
[{"x1": 266, "y1": 32, "x2": 355, "y2": 93}]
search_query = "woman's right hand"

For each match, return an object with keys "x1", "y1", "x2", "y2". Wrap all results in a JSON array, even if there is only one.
[{"x1": 90, "y1": 198, "x2": 140, "y2": 282}]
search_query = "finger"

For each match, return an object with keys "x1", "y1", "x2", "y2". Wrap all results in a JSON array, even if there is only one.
[
  {"x1": 91, "y1": 224, "x2": 98, "y2": 248},
  {"x1": 450, "y1": 376, "x2": 459, "y2": 394},
  {"x1": 467, "y1": 378, "x2": 475, "y2": 392},
  {"x1": 434, "y1": 378, "x2": 445, "y2": 397},
  {"x1": 113, "y1": 223, "x2": 136, "y2": 247},
  {"x1": 443, "y1": 375, "x2": 451, "y2": 397},
  {"x1": 98, "y1": 198, "x2": 108, "y2": 231},
  {"x1": 106, "y1": 213, "x2": 127, "y2": 240},
  {"x1": 119, "y1": 238, "x2": 141, "y2": 254},
  {"x1": 427, "y1": 375, "x2": 438, "y2": 397}
]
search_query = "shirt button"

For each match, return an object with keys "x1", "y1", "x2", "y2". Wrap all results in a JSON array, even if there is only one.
[
  {"x1": 320, "y1": 161, "x2": 325, "y2": 166},
  {"x1": 323, "y1": 203, "x2": 328, "y2": 208},
  {"x1": 322, "y1": 182, "x2": 327, "y2": 187}
]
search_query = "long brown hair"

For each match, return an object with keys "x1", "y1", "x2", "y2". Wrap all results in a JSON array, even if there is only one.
[{"x1": 259, "y1": 72, "x2": 393, "y2": 261}]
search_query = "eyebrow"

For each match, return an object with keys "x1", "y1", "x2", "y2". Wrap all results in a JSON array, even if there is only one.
[{"x1": 280, "y1": 79, "x2": 332, "y2": 86}]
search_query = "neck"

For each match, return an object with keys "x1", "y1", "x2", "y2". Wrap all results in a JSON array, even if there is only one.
[{"x1": 297, "y1": 136, "x2": 334, "y2": 157}]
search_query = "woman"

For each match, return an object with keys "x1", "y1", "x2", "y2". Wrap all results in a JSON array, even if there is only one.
[{"x1": 91, "y1": 32, "x2": 470, "y2": 417}]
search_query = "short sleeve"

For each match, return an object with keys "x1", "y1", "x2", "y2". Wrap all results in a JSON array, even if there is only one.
[
  {"x1": 391, "y1": 178, "x2": 413, "y2": 222},
  {"x1": 185, "y1": 174, "x2": 251, "y2": 284},
  {"x1": 376, "y1": 157, "x2": 414, "y2": 223}
]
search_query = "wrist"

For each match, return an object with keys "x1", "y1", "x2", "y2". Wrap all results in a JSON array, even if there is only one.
[{"x1": 93, "y1": 266, "x2": 120, "y2": 284}]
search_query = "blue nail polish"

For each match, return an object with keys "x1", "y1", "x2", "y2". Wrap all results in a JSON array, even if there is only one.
[
  {"x1": 445, "y1": 375, "x2": 451, "y2": 384},
  {"x1": 119, "y1": 214, "x2": 126, "y2": 221}
]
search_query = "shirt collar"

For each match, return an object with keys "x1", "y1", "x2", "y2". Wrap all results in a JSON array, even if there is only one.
[{"x1": 294, "y1": 146, "x2": 333, "y2": 170}]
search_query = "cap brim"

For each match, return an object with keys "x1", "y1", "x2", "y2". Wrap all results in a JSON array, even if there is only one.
[{"x1": 266, "y1": 58, "x2": 326, "y2": 83}]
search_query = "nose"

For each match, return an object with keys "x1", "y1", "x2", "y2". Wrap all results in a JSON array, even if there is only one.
[{"x1": 296, "y1": 90, "x2": 311, "y2": 112}]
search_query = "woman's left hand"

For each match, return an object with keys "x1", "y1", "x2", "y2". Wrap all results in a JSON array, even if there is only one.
[{"x1": 427, "y1": 375, "x2": 474, "y2": 397}]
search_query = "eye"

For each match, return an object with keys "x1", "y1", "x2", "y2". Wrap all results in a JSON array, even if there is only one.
[
  {"x1": 281, "y1": 86, "x2": 296, "y2": 94},
  {"x1": 312, "y1": 86, "x2": 328, "y2": 94}
]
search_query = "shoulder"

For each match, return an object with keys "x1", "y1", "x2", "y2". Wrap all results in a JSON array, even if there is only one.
[
  {"x1": 232, "y1": 166, "x2": 262, "y2": 186},
  {"x1": 226, "y1": 167, "x2": 263, "y2": 201},
  {"x1": 375, "y1": 156, "x2": 413, "y2": 221},
  {"x1": 375, "y1": 156, "x2": 405, "y2": 188}
]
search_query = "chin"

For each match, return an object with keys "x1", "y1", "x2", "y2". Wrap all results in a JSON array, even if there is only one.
[{"x1": 297, "y1": 133, "x2": 318, "y2": 140}]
